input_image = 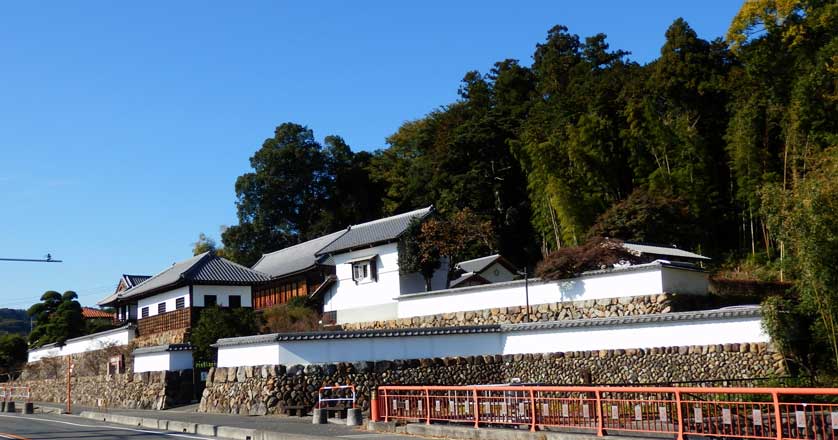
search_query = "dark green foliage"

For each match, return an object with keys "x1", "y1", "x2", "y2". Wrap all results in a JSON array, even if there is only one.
[
  {"x1": 27, "y1": 291, "x2": 84, "y2": 348},
  {"x1": 0, "y1": 309, "x2": 29, "y2": 335},
  {"x1": 221, "y1": 123, "x2": 384, "y2": 266},
  {"x1": 0, "y1": 333, "x2": 27, "y2": 377},
  {"x1": 191, "y1": 306, "x2": 258, "y2": 362},
  {"x1": 587, "y1": 188, "x2": 700, "y2": 250},
  {"x1": 397, "y1": 218, "x2": 440, "y2": 291}
]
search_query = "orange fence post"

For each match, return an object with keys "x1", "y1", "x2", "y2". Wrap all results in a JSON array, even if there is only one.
[
  {"x1": 370, "y1": 390, "x2": 379, "y2": 422},
  {"x1": 772, "y1": 391, "x2": 782, "y2": 440},
  {"x1": 473, "y1": 389, "x2": 479, "y2": 428},
  {"x1": 674, "y1": 389, "x2": 684, "y2": 440},
  {"x1": 383, "y1": 389, "x2": 389, "y2": 423},
  {"x1": 595, "y1": 389, "x2": 604, "y2": 437},
  {"x1": 529, "y1": 388, "x2": 537, "y2": 432},
  {"x1": 425, "y1": 387, "x2": 431, "y2": 425}
]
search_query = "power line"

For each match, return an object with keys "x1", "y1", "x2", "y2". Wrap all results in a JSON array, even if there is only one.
[{"x1": 0, "y1": 254, "x2": 62, "y2": 263}]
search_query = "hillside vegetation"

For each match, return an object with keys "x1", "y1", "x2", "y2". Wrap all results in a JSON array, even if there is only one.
[
  {"x1": 0, "y1": 309, "x2": 28, "y2": 335},
  {"x1": 199, "y1": 1, "x2": 836, "y2": 381}
]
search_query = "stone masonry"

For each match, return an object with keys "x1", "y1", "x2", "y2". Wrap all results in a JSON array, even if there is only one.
[
  {"x1": 199, "y1": 342, "x2": 783, "y2": 415},
  {"x1": 16, "y1": 370, "x2": 192, "y2": 410},
  {"x1": 342, "y1": 294, "x2": 680, "y2": 330}
]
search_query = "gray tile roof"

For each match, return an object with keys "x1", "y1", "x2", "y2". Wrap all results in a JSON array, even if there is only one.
[
  {"x1": 213, "y1": 306, "x2": 760, "y2": 346},
  {"x1": 133, "y1": 343, "x2": 193, "y2": 355},
  {"x1": 97, "y1": 274, "x2": 152, "y2": 306},
  {"x1": 501, "y1": 306, "x2": 760, "y2": 332},
  {"x1": 623, "y1": 243, "x2": 710, "y2": 261},
  {"x1": 252, "y1": 230, "x2": 346, "y2": 278},
  {"x1": 316, "y1": 207, "x2": 433, "y2": 255},
  {"x1": 101, "y1": 252, "x2": 270, "y2": 305},
  {"x1": 456, "y1": 255, "x2": 502, "y2": 274},
  {"x1": 449, "y1": 272, "x2": 489, "y2": 288},
  {"x1": 124, "y1": 274, "x2": 151, "y2": 288}
]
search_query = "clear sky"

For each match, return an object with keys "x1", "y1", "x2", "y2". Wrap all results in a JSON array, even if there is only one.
[{"x1": 0, "y1": 1, "x2": 742, "y2": 310}]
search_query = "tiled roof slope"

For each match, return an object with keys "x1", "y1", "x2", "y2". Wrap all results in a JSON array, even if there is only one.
[
  {"x1": 123, "y1": 274, "x2": 151, "y2": 288},
  {"x1": 252, "y1": 230, "x2": 346, "y2": 278},
  {"x1": 99, "y1": 252, "x2": 270, "y2": 305},
  {"x1": 81, "y1": 307, "x2": 115, "y2": 319},
  {"x1": 456, "y1": 255, "x2": 501, "y2": 273},
  {"x1": 623, "y1": 243, "x2": 710, "y2": 261},
  {"x1": 316, "y1": 207, "x2": 432, "y2": 255}
]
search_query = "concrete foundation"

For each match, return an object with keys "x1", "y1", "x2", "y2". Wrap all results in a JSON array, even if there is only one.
[
  {"x1": 346, "y1": 408, "x2": 362, "y2": 426},
  {"x1": 312, "y1": 408, "x2": 327, "y2": 424}
]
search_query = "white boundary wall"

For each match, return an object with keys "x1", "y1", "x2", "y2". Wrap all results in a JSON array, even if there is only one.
[
  {"x1": 396, "y1": 262, "x2": 707, "y2": 319},
  {"x1": 28, "y1": 325, "x2": 135, "y2": 363},
  {"x1": 134, "y1": 351, "x2": 193, "y2": 373},
  {"x1": 216, "y1": 308, "x2": 766, "y2": 367}
]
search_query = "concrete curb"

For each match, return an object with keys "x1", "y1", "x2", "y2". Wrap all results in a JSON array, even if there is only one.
[
  {"x1": 77, "y1": 411, "x2": 348, "y2": 440},
  {"x1": 370, "y1": 421, "x2": 663, "y2": 440}
]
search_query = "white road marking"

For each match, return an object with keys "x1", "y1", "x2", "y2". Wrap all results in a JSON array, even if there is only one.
[
  {"x1": 337, "y1": 435, "x2": 391, "y2": 438},
  {"x1": 0, "y1": 414, "x2": 211, "y2": 439}
]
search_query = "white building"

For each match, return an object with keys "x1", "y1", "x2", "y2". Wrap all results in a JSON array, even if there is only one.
[
  {"x1": 98, "y1": 251, "x2": 271, "y2": 342},
  {"x1": 314, "y1": 207, "x2": 448, "y2": 324},
  {"x1": 450, "y1": 254, "x2": 518, "y2": 288}
]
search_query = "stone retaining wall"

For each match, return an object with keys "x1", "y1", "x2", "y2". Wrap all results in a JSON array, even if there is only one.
[
  {"x1": 340, "y1": 294, "x2": 691, "y2": 330},
  {"x1": 134, "y1": 328, "x2": 190, "y2": 348},
  {"x1": 199, "y1": 342, "x2": 783, "y2": 415},
  {"x1": 15, "y1": 370, "x2": 194, "y2": 410}
]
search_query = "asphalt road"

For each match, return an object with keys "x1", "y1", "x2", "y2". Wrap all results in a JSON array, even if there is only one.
[
  {"x1": 0, "y1": 413, "x2": 216, "y2": 440},
  {"x1": 0, "y1": 412, "x2": 414, "y2": 440}
]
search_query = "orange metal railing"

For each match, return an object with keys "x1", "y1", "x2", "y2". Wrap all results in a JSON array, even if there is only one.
[{"x1": 374, "y1": 385, "x2": 838, "y2": 440}]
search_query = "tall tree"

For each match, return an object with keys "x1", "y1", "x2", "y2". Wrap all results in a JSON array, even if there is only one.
[
  {"x1": 221, "y1": 123, "x2": 383, "y2": 266},
  {"x1": 27, "y1": 291, "x2": 84, "y2": 348}
]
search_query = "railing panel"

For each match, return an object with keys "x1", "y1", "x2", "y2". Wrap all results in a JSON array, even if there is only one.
[{"x1": 376, "y1": 384, "x2": 838, "y2": 440}]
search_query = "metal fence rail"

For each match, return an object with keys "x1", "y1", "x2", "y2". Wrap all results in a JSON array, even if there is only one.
[
  {"x1": 373, "y1": 385, "x2": 838, "y2": 440},
  {"x1": 0, "y1": 386, "x2": 31, "y2": 402}
]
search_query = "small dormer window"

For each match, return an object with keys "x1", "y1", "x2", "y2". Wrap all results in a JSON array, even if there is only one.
[
  {"x1": 353, "y1": 262, "x2": 370, "y2": 282},
  {"x1": 348, "y1": 254, "x2": 378, "y2": 284}
]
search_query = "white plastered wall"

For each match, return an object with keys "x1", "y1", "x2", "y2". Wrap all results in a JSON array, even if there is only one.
[
  {"x1": 396, "y1": 263, "x2": 706, "y2": 319},
  {"x1": 28, "y1": 326, "x2": 135, "y2": 363},
  {"x1": 217, "y1": 343, "x2": 281, "y2": 368},
  {"x1": 322, "y1": 243, "x2": 447, "y2": 323},
  {"x1": 134, "y1": 351, "x2": 194, "y2": 373},
  {"x1": 480, "y1": 262, "x2": 516, "y2": 283},
  {"x1": 138, "y1": 286, "x2": 189, "y2": 318},
  {"x1": 216, "y1": 314, "x2": 767, "y2": 367},
  {"x1": 192, "y1": 285, "x2": 252, "y2": 307}
]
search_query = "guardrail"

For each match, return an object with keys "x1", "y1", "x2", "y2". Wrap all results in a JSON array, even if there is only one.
[
  {"x1": 373, "y1": 385, "x2": 838, "y2": 440},
  {"x1": 318, "y1": 385, "x2": 356, "y2": 409},
  {"x1": 0, "y1": 386, "x2": 31, "y2": 403}
]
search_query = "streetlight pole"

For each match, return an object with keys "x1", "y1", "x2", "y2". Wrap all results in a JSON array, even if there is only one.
[{"x1": 518, "y1": 267, "x2": 530, "y2": 322}]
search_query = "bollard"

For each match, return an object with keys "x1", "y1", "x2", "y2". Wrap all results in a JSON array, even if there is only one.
[
  {"x1": 346, "y1": 408, "x2": 362, "y2": 426},
  {"x1": 312, "y1": 408, "x2": 327, "y2": 424},
  {"x1": 24, "y1": 403, "x2": 34, "y2": 414},
  {"x1": 0, "y1": 402, "x2": 5, "y2": 413},
  {"x1": 370, "y1": 391, "x2": 379, "y2": 422},
  {"x1": 5, "y1": 402, "x2": 15, "y2": 413}
]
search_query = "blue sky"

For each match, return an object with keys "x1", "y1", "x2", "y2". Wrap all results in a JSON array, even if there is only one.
[{"x1": 0, "y1": 1, "x2": 741, "y2": 310}]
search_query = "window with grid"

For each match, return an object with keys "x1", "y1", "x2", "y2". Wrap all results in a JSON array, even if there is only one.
[
  {"x1": 229, "y1": 295, "x2": 241, "y2": 308},
  {"x1": 204, "y1": 295, "x2": 217, "y2": 307},
  {"x1": 141, "y1": 307, "x2": 149, "y2": 318},
  {"x1": 158, "y1": 302, "x2": 166, "y2": 314},
  {"x1": 175, "y1": 297, "x2": 185, "y2": 309}
]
